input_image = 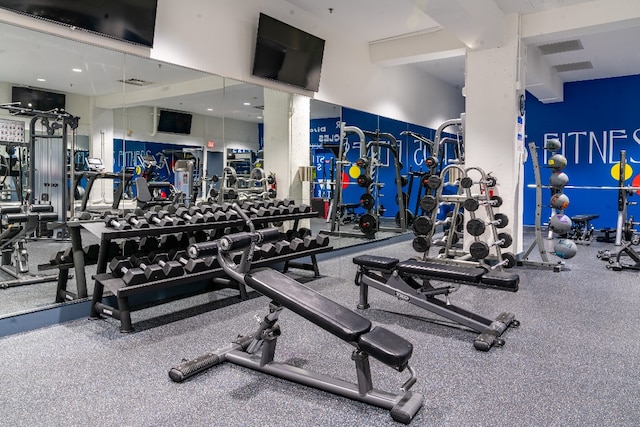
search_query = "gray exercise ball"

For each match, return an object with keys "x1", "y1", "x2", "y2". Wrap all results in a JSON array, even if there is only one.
[
  {"x1": 547, "y1": 153, "x2": 568, "y2": 171},
  {"x1": 549, "y1": 171, "x2": 569, "y2": 188},
  {"x1": 554, "y1": 239, "x2": 577, "y2": 259},
  {"x1": 549, "y1": 213, "x2": 572, "y2": 234},
  {"x1": 550, "y1": 193, "x2": 570, "y2": 210},
  {"x1": 545, "y1": 138, "x2": 562, "y2": 152}
]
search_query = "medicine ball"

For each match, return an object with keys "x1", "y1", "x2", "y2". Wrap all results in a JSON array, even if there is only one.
[
  {"x1": 550, "y1": 193, "x2": 570, "y2": 210},
  {"x1": 549, "y1": 171, "x2": 569, "y2": 188},
  {"x1": 554, "y1": 239, "x2": 577, "y2": 259},
  {"x1": 547, "y1": 154, "x2": 568, "y2": 171},
  {"x1": 544, "y1": 138, "x2": 562, "y2": 152},
  {"x1": 549, "y1": 213, "x2": 572, "y2": 234}
]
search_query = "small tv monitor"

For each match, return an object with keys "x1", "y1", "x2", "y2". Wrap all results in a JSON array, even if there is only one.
[
  {"x1": 12, "y1": 86, "x2": 66, "y2": 112},
  {"x1": 157, "y1": 110, "x2": 192, "y2": 135},
  {"x1": 252, "y1": 13, "x2": 325, "y2": 92}
]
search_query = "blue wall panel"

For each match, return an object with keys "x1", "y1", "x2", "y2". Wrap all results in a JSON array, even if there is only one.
[{"x1": 524, "y1": 74, "x2": 640, "y2": 227}]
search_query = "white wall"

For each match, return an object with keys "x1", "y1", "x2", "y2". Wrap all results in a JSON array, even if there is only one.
[{"x1": 152, "y1": 0, "x2": 464, "y2": 128}]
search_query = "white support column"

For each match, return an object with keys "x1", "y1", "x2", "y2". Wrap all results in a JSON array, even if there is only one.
[
  {"x1": 464, "y1": 14, "x2": 526, "y2": 254},
  {"x1": 263, "y1": 88, "x2": 311, "y2": 207}
]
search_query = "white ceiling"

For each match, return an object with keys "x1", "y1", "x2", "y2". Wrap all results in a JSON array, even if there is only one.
[{"x1": 0, "y1": 0, "x2": 638, "y2": 122}]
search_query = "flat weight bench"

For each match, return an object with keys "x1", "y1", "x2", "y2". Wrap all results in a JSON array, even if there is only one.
[
  {"x1": 169, "y1": 267, "x2": 423, "y2": 424},
  {"x1": 353, "y1": 255, "x2": 520, "y2": 351}
]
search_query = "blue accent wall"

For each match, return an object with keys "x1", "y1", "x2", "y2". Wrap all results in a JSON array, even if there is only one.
[{"x1": 524, "y1": 74, "x2": 640, "y2": 227}]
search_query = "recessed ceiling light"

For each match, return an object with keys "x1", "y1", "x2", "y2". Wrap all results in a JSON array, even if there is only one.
[
  {"x1": 207, "y1": 108, "x2": 213, "y2": 111},
  {"x1": 72, "y1": 68, "x2": 82, "y2": 73},
  {"x1": 257, "y1": 116, "x2": 263, "y2": 119},
  {"x1": 37, "y1": 78, "x2": 46, "y2": 82},
  {"x1": 243, "y1": 102, "x2": 251, "y2": 106}
]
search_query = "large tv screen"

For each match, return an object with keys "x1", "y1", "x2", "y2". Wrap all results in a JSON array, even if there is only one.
[
  {"x1": 252, "y1": 13, "x2": 325, "y2": 92},
  {"x1": 12, "y1": 86, "x2": 66, "y2": 112},
  {"x1": 0, "y1": 0, "x2": 158, "y2": 47},
  {"x1": 157, "y1": 110, "x2": 192, "y2": 135}
]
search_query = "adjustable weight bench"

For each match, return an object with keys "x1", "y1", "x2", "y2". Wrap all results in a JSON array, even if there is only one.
[
  {"x1": 169, "y1": 207, "x2": 424, "y2": 424},
  {"x1": 353, "y1": 255, "x2": 520, "y2": 351}
]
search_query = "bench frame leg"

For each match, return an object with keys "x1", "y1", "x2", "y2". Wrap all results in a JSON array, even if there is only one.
[
  {"x1": 169, "y1": 303, "x2": 423, "y2": 424},
  {"x1": 358, "y1": 270, "x2": 518, "y2": 351}
]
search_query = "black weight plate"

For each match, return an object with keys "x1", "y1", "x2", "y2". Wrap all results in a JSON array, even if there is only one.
[
  {"x1": 466, "y1": 218, "x2": 485, "y2": 236},
  {"x1": 427, "y1": 175, "x2": 442, "y2": 189},
  {"x1": 412, "y1": 235, "x2": 430, "y2": 252},
  {"x1": 460, "y1": 176, "x2": 473, "y2": 188},
  {"x1": 420, "y1": 173, "x2": 432, "y2": 188},
  {"x1": 469, "y1": 241, "x2": 490, "y2": 259},
  {"x1": 497, "y1": 232, "x2": 513, "y2": 248},
  {"x1": 359, "y1": 193, "x2": 375, "y2": 210},
  {"x1": 490, "y1": 195, "x2": 503, "y2": 208},
  {"x1": 359, "y1": 213, "x2": 377, "y2": 236},
  {"x1": 413, "y1": 216, "x2": 433, "y2": 235},
  {"x1": 501, "y1": 252, "x2": 516, "y2": 268},
  {"x1": 463, "y1": 198, "x2": 479, "y2": 212},
  {"x1": 494, "y1": 213, "x2": 509, "y2": 228},
  {"x1": 357, "y1": 174, "x2": 372, "y2": 188},
  {"x1": 419, "y1": 195, "x2": 437, "y2": 212}
]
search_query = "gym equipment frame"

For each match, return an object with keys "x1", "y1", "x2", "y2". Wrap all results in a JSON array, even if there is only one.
[
  {"x1": 169, "y1": 206, "x2": 423, "y2": 424},
  {"x1": 353, "y1": 255, "x2": 519, "y2": 351}
]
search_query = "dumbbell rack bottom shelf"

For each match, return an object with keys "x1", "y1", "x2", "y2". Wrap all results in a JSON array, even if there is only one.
[{"x1": 90, "y1": 245, "x2": 334, "y2": 333}]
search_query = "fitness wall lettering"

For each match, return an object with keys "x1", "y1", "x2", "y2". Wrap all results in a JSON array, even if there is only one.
[{"x1": 524, "y1": 74, "x2": 640, "y2": 227}]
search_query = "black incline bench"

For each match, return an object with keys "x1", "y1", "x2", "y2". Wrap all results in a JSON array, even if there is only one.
[
  {"x1": 353, "y1": 255, "x2": 520, "y2": 351},
  {"x1": 169, "y1": 205, "x2": 424, "y2": 424}
]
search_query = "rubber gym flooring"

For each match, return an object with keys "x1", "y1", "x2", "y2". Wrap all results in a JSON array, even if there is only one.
[{"x1": 0, "y1": 225, "x2": 639, "y2": 426}]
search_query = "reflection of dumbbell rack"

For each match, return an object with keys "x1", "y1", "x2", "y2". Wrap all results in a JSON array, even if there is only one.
[
  {"x1": 87, "y1": 203, "x2": 330, "y2": 332},
  {"x1": 218, "y1": 166, "x2": 239, "y2": 202}
]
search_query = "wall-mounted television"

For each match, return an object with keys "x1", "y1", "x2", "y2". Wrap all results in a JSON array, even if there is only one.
[
  {"x1": 12, "y1": 86, "x2": 66, "y2": 112},
  {"x1": 157, "y1": 110, "x2": 192, "y2": 135},
  {"x1": 0, "y1": 0, "x2": 158, "y2": 47},
  {"x1": 252, "y1": 13, "x2": 325, "y2": 92}
]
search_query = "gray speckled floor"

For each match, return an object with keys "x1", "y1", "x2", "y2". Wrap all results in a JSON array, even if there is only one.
[{"x1": 2, "y1": 231, "x2": 640, "y2": 426}]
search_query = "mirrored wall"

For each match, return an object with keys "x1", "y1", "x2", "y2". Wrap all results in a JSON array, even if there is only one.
[{"x1": 0, "y1": 20, "x2": 412, "y2": 321}]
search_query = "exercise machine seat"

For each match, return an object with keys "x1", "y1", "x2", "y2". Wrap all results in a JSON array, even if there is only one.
[
  {"x1": 397, "y1": 259, "x2": 485, "y2": 283},
  {"x1": 134, "y1": 177, "x2": 153, "y2": 204},
  {"x1": 245, "y1": 267, "x2": 372, "y2": 342},
  {"x1": 353, "y1": 255, "x2": 399, "y2": 271},
  {"x1": 357, "y1": 325, "x2": 413, "y2": 370},
  {"x1": 245, "y1": 267, "x2": 413, "y2": 370},
  {"x1": 571, "y1": 214, "x2": 599, "y2": 223},
  {"x1": 479, "y1": 270, "x2": 519, "y2": 292}
]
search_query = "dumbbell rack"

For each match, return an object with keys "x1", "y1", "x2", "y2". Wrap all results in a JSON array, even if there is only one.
[
  {"x1": 419, "y1": 165, "x2": 512, "y2": 271},
  {"x1": 87, "y1": 209, "x2": 332, "y2": 332}
]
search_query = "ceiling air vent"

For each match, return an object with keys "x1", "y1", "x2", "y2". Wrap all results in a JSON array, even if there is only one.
[
  {"x1": 117, "y1": 78, "x2": 153, "y2": 86},
  {"x1": 537, "y1": 39, "x2": 583, "y2": 55},
  {"x1": 553, "y1": 61, "x2": 593, "y2": 72}
]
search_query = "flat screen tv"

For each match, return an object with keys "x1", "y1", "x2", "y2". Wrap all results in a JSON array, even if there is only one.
[
  {"x1": 157, "y1": 110, "x2": 192, "y2": 135},
  {"x1": 12, "y1": 86, "x2": 66, "y2": 112},
  {"x1": 252, "y1": 13, "x2": 325, "y2": 92},
  {"x1": 0, "y1": 0, "x2": 158, "y2": 47}
]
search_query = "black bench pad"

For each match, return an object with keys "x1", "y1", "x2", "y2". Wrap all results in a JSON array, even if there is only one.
[
  {"x1": 353, "y1": 255, "x2": 399, "y2": 271},
  {"x1": 571, "y1": 214, "x2": 599, "y2": 222},
  {"x1": 245, "y1": 268, "x2": 371, "y2": 343},
  {"x1": 397, "y1": 259, "x2": 485, "y2": 283},
  {"x1": 358, "y1": 326, "x2": 413, "y2": 371},
  {"x1": 479, "y1": 270, "x2": 519, "y2": 292}
]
